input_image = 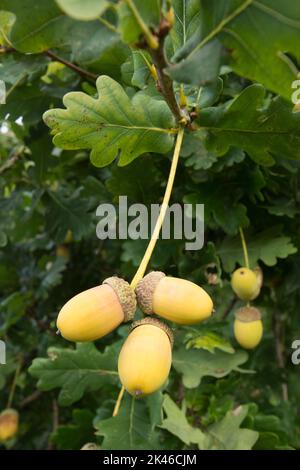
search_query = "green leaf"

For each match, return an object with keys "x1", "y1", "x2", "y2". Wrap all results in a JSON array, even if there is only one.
[
  {"x1": 95, "y1": 393, "x2": 162, "y2": 450},
  {"x1": 169, "y1": 0, "x2": 200, "y2": 53},
  {"x1": 43, "y1": 75, "x2": 175, "y2": 167},
  {"x1": 117, "y1": 0, "x2": 160, "y2": 45},
  {"x1": 184, "y1": 191, "x2": 249, "y2": 235},
  {"x1": 0, "y1": 230, "x2": 7, "y2": 247},
  {"x1": 52, "y1": 409, "x2": 95, "y2": 450},
  {"x1": 0, "y1": 53, "x2": 48, "y2": 86},
  {"x1": 131, "y1": 50, "x2": 151, "y2": 89},
  {"x1": 70, "y1": 21, "x2": 129, "y2": 79},
  {"x1": 161, "y1": 395, "x2": 206, "y2": 447},
  {"x1": 167, "y1": 38, "x2": 222, "y2": 87},
  {"x1": 0, "y1": 79, "x2": 61, "y2": 125},
  {"x1": 172, "y1": 346, "x2": 249, "y2": 388},
  {"x1": 55, "y1": 0, "x2": 108, "y2": 21},
  {"x1": 29, "y1": 342, "x2": 119, "y2": 406},
  {"x1": 198, "y1": 85, "x2": 300, "y2": 166},
  {"x1": 186, "y1": 331, "x2": 235, "y2": 354},
  {"x1": 106, "y1": 155, "x2": 161, "y2": 202},
  {"x1": 168, "y1": 0, "x2": 299, "y2": 99},
  {"x1": 161, "y1": 397, "x2": 258, "y2": 450},
  {"x1": 219, "y1": 226, "x2": 298, "y2": 272},
  {"x1": 0, "y1": 292, "x2": 30, "y2": 334},
  {"x1": 45, "y1": 189, "x2": 92, "y2": 242},
  {"x1": 0, "y1": 10, "x2": 15, "y2": 44},
  {"x1": 203, "y1": 405, "x2": 259, "y2": 450},
  {"x1": 1, "y1": 0, "x2": 74, "y2": 53}
]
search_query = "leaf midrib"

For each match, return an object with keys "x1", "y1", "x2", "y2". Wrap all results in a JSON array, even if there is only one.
[
  {"x1": 199, "y1": 126, "x2": 299, "y2": 136},
  {"x1": 13, "y1": 14, "x2": 66, "y2": 46},
  {"x1": 52, "y1": 115, "x2": 177, "y2": 134}
]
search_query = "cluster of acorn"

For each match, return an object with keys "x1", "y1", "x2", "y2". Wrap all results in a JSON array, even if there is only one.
[
  {"x1": 231, "y1": 266, "x2": 263, "y2": 349},
  {"x1": 57, "y1": 272, "x2": 213, "y2": 397}
]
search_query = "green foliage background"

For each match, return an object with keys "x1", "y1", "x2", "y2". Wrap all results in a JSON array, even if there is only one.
[{"x1": 0, "y1": 0, "x2": 300, "y2": 450}]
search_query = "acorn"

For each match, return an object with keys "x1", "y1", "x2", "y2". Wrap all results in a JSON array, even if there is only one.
[
  {"x1": 234, "y1": 306, "x2": 263, "y2": 349},
  {"x1": 0, "y1": 409, "x2": 19, "y2": 442},
  {"x1": 57, "y1": 277, "x2": 136, "y2": 342},
  {"x1": 231, "y1": 267, "x2": 260, "y2": 301},
  {"x1": 56, "y1": 244, "x2": 70, "y2": 260},
  {"x1": 118, "y1": 318, "x2": 173, "y2": 397},
  {"x1": 135, "y1": 271, "x2": 213, "y2": 324}
]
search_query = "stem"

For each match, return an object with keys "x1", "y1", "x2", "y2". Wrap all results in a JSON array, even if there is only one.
[
  {"x1": 131, "y1": 128, "x2": 185, "y2": 289},
  {"x1": 112, "y1": 386, "x2": 126, "y2": 417},
  {"x1": 45, "y1": 50, "x2": 98, "y2": 81},
  {"x1": 239, "y1": 227, "x2": 249, "y2": 269},
  {"x1": 7, "y1": 360, "x2": 22, "y2": 409},
  {"x1": 98, "y1": 16, "x2": 118, "y2": 33},
  {"x1": 273, "y1": 310, "x2": 288, "y2": 401},
  {"x1": 124, "y1": 0, "x2": 159, "y2": 49},
  {"x1": 112, "y1": 128, "x2": 185, "y2": 417},
  {"x1": 149, "y1": 41, "x2": 186, "y2": 124}
]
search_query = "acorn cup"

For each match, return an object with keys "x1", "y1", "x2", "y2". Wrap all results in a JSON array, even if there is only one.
[
  {"x1": 234, "y1": 306, "x2": 263, "y2": 350},
  {"x1": 118, "y1": 318, "x2": 173, "y2": 397},
  {"x1": 231, "y1": 267, "x2": 261, "y2": 301},
  {"x1": 0, "y1": 409, "x2": 19, "y2": 442},
  {"x1": 135, "y1": 271, "x2": 213, "y2": 324},
  {"x1": 57, "y1": 277, "x2": 136, "y2": 342}
]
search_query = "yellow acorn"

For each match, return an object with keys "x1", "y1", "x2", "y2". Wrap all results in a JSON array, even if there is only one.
[
  {"x1": 57, "y1": 277, "x2": 136, "y2": 342},
  {"x1": 56, "y1": 244, "x2": 70, "y2": 260},
  {"x1": 118, "y1": 318, "x2": 173, "y2": 397},
  {"x1": 231, "y1": 267, "x2": 260, "y2": 301},
  {"x1": 0, "y1": 409, "x2": 19, "y2": 442},
  {"x1": 135, "y1": 271, "x2": 213, "y2": 324},
  {"x1": 234, "y1": 307, "x2": 263, "y2": 349}
]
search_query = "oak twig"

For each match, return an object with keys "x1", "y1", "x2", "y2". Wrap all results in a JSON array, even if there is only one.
[
  {"x1": 45, "y1": 50, "x2": 98, "y2": 81},
  {"x1": 149, "y1": 39, "x2": 187, "y2": 124},
  {"x1": 0, "y1": 46, "x2": 97, "y2": 82}
]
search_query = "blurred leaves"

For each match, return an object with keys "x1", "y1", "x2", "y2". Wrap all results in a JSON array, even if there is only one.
[{"x1": 219, "y1": 227, "x2": 298, "y2": 272}]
